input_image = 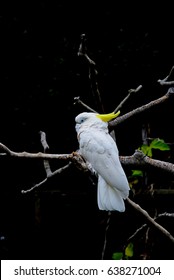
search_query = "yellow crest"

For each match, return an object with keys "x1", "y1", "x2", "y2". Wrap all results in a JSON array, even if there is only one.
[{"x1": 96, "y1": 111, "x2": 120, "y2": 122}]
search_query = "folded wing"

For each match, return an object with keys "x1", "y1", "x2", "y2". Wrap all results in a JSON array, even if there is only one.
[{"x1": 80, "y1": 129, "x2": 130, "y2": 200}]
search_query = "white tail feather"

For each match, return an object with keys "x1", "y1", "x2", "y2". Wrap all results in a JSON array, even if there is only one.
[{"x1": 97, "y1": 175, "x2": 125, "y2": 212}]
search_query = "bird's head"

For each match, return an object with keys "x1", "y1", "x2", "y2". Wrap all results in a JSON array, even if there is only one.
[{"x1": 75, "y1": 111, "x2": 120, "y2": 132}]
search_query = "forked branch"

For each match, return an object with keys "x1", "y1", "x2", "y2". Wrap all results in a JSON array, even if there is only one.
[{"x1": 109, "y1": 87, "x2": 174, "y2": 128}]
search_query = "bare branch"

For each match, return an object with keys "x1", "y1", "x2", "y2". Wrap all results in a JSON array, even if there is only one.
[
  {"x1": 21, "y1": 152, "x2": 89, "y2": 194},
  {"x1": 1, "y1": 143, "x2": 174, "y2": 176},
  {"x1": 114, "y1": 85, "x2": 142, "y2": 113},
  {"x1": 78, "y1": 33, "x2": 104, "y2": 113},
  {"x1": 157, "y1": 212, "x2": 174, "y2": 218},
  {"x1": 40, "y1": 131, "x2": 49, "y2": 151},
  {"x1": 39, "y1": 131, "x2": 52, "y2": 177},
  {"x1": 101, "y1": 211, "x2": 111, "y2": 260},
  {"x1": 1, "y1": 137, "x2": 174, "y2": 245},
  {"x1": 0, "y1": 143, "x2": 11, "y2": 155},
  {"x1": 158, "y1": 80, "x2": 174, "y2": 86},
  {"x1": 78, "y1": 34, "x2": 96, "y2": 66},
  {"x1": 126, "y1": 198, "x2": 174, "y2": 243},
  {"x1": 21, "y1": 162, "x2": 72, "y2": 193},
  {"x1": 127, "y1": 224, "x2": 147, "y2": 242},
  {"x1": 0, "y1": 143, "x2": 91, "y2": 173},
  {"x1": 21, "y1": 131, "x2": 75, "y2": 194},
  {"x1": 128, "y1": 85, "x2": 143, "y2": 94},
  {"x1": 120, "y1": 150, "x2": 174, "y2": 175},
  {"x1": 74, "y1": 84, "x2": 142, "y2": 117},
  {"x1": 143, "y1": 154, "x2": 174, "y2": 175},
  {"x1": 158, "y1": 65, "x2": 174, "y2": 86},
  {"x1": 74, "y1": 96, "x2": 97, "y2": 113},
  {"x1": 109, "y1": 88, "x2": 174, "y2": 128},
  {"x1": 127, "y1": 212, "x2": 174, "y2": 243},
  {"x1": 0, "y1": 143, "x2": 72, "y2": 160}
]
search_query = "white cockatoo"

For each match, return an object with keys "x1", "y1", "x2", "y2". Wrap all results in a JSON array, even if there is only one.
[{"x1": 75, "y1": 111, "x2": 130, "y2": 212}]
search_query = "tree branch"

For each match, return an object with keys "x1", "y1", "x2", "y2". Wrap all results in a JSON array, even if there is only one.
[
  {"x1": 1, "y1": 144, "x2": 174, "y2": 175},
  {"x1": 109, "y1": 88, "x2": 174, "y2": 128},
  {"x1": 21, "y1": 162, "x2": 71, "y2": 193},
  {"x1": 74, "y1": 96, "x2": 97, "y2": 113},
  {"x1": 78, "y1": 33, "x2": 104, "y2": 113},
  {"x1": 114, "y1": 84, "x2": 142, "y2": 113},
  {"x1": 0, "y1": 143, "x2": 72, "y2": 160},
  {"x1": 120, "y1": 150, "x2": 174, "y2": 175},
  {"x1": 125, "y1": 212, "x2": 174, "y2": 258},
  {"x1": 39, "y1": 131, "x2": 52, "y2": 177},
  {"x1": 158, "y1": 65, "x2": 174, "y2": 86},
  {"x1": 126, "y1": 198, "x2": 174, "y2": 243},
  {"x1": 1, "y1": 141, "x2": 174, "y2": 245}
]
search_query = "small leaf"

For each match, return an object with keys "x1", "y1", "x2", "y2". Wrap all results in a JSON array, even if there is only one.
[
  {"x1": 150, "y1": 138, "x2": 170, "y2": 151},
  {"x1": 112, "y1": 252, "x2": 123, "y2": 260},
  {"x1": 139, "y1": 144, "x2": 150, "y2": 155},
  {"x1": 139, "y1": 144, "x2": 152, "y2": 157},
  {"x1": 125, "y1": 242, "x2": 134, "y2": 258},
  {"x1": 147, "y1": 148, "x2": 153, "y2": 157},
  {"x1": 131, "y1": 170, "x2": 143, "y2": 177}
]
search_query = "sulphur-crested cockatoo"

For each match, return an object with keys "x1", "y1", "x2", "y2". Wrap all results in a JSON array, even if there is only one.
[{"x1": 75, "y1": 111, "x2": 130, "y2": 212}]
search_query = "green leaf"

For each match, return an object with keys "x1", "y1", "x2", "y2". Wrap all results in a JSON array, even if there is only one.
[
  {"x1": 131, "y1": 170, "x2": 143, "y2": 177},
  {"x1": 147, "y1": 148, "x2": 153, "y2": 157},
  {"x1": 139, "y1": 144, "x2": 149, "y2": 155},
  {"x1": 125, "y1": 242, "x2": 134, "y2": 258},
  {"x1": 150, "y1": 138, "x2": 170, "y2": 151},
  {"x1": 112, "y1": 252, "x2": 123, "y2": 260}
]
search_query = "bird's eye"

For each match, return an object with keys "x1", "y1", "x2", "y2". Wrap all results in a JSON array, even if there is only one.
[
  {"x1": 79, "y1": 117, "x2": 86, "y2": 124},
  {"x1": 76, "y1": 115, "x2": 87, "y2": 124}
]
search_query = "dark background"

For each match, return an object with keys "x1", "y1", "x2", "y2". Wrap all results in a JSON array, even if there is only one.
[{"x1": 0, "y1": 1, "x2": 174, "y2": 260}]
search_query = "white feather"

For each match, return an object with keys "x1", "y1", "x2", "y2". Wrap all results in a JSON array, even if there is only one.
[
  {"x1": 75, "y1": 112, "x2": 130, "y2": 211},
  {"x1": 98, "y1": 176, "x2": 125, "y2": 211}
]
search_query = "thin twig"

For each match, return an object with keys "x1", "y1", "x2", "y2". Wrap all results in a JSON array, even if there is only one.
[
  {"x1": 39, "y1": 131, "x2": 52, "y2": 177},
  {"x1": 101, "y1": 211, "x2": 111, "y2": 260},
  {"x1": 21, "y1": 163, "x2": 71, "y2": 193},
  {"x1": 158, "y1": 66, "x2": 174, "y2": 86},
  {"x1": 109, "y1": 88, "x2": 174, "y2": 128},
  {"x1": 78, "y1": 33, "x2": 104, "y2": 113},
  {"x1": 114, "y1": 85, "x2": 142, "y2": 113},
  {"x1": 78, "y1": 34, "x2": 96, "y2": 66},
  {"x1": 157, "y1": 212, "x2": 174, "y2": 218},
  {"x1": 127, "y1": 212, "x2": 174, "y2": 243},
  {"x1": 126, "y1": 198, "x2": 174, "y2": 243},
  {"x1": 74, "y1": 96, "x2": 97, "y2": 113},
  {"x1": 127, "y1": 224, "x2": 147, "y2": 242}
]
